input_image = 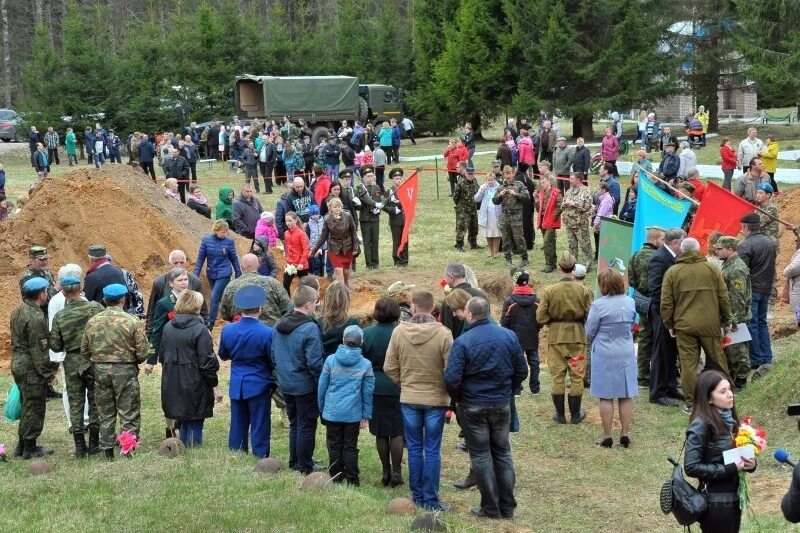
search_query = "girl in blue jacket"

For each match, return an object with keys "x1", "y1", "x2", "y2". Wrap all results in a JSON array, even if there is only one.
[
  {"x1": 193, "y1": 219, "x2": 242, "y2": 329},
  {"x1": 318, "y1": 325, "x2": 375, "y2": 485}
]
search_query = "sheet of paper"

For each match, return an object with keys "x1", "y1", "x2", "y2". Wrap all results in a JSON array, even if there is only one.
[
  {"x1": 726, "y1": 323, "x2": 752, "y2": 346},
  {"x1": 723, "y1": 445, "x2": 755, "y2": 465}
]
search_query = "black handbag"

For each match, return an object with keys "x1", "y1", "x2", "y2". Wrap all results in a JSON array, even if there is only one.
[
  {"x1": 660, "y1": 441, "x2": 708, "y2": 528},
  {"x1": 632, "y1": 289, "x2": 651, "y2": 316}
]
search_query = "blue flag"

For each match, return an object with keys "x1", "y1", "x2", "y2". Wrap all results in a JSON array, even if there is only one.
[{"x1": 631, "y1": 171, "x2": 691, "y2": 253}]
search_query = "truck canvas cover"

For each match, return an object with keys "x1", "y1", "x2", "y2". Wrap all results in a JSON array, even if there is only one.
[{"x1": 235, "y1": 75, "x2": 359, "y2": 120}]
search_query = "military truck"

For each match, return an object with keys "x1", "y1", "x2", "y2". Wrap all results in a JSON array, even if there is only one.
[{"x1": 235, "y1": 74, "x2": 403, "y2": 145}]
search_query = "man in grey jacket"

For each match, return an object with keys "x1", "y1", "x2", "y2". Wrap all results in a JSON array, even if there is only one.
[{"x1": 232, "y1": 184, "x2": 263, "y2": 239}]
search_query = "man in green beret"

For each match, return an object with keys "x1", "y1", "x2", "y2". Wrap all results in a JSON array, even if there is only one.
[
  {"x1": 19, "y1": 246, "x2": 57, "y2": 305},
  {"x1": 714, "y1": 236, "x2": 752, "y2": 391}
]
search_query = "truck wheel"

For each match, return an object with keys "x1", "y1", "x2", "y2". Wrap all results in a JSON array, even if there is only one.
[
  {"x1": 311, "y1": 126, "x2": 330, "y2": 147},
  {"x1": 358, "y1": 97, "x2": 369, "y2": 122}
]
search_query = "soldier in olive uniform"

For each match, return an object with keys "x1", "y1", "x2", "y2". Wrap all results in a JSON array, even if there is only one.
[
  {"x1": 679, "y1": 182, "x2": 698, "y2": 232},
  {"x1": 49, "y1": 274, "x2": 105, "y2": 457},
  {"x1": 755, "y1": 182, "x2": 780, "y2": 307},
  {"x1": 219, "y1": 253, "x2": 290, "y2": 326},
  {"x1": 19, "y1": 245, "x2": 57, "y2": 310},
  {"x1": 629, "y1": 227, "x2": 665, "y2": 387},
  {"x1": 81, "y1": 284, "x2": 149, "y2": 460},
  {"x1": 356, "y1": 165, "x2": 384, "y2": 269},
  {"x1": 383, "y1": 167, "x2": 409, "y2": 266},
  {"x1": 714, "y1": 236, "x2": 753, "y2": 391},
  {"x1": 11, "y1": 278, "x2": 58, "y2": 459},
  {"x1": 452, "y1": 166, "x2": 480, "y2": 252},
  {"x1": 536, "y1": 252, "x2": 593, "y2": 424},
  {"x1": 493, "y1": 165, "x2": 531, "y2": 267},
  {"x1": 561, "y1": 173, "x2": 594, "y2": 271}
]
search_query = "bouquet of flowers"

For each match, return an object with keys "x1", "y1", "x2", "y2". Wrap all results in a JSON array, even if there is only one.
[
  {"x1": 568, "y1": 353, "x2": 586, "y2": 376},
  {"x1": 285, "y1": 264, "x2": 298, "y2": 276},
  {"x1": 0, "y1": 443, "x2": 7, "y2": 462},
  {"x1": 117, "y1": 430, "x2": 139, "y2": 457},
  {"x1": 735, "y1": 416, "x2": 767, "y2": 511},
  {"x1": 439, "y1": 279, "x2": 452, "y2": 295}
]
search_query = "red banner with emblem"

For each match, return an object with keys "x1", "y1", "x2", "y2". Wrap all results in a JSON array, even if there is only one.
[
  {"x1": 396, "y1": 171, "x2": 419, "y2": 255},
  {"x1": 688, "y1": 182, "x2": 755, "y2": 253}
]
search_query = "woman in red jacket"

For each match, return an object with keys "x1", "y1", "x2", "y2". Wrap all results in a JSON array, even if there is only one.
[
  {"x1": 517, "y1": 129, "x2": 536, "y2": 171},
  {"x1": 282, "y1": 211, "x2": 310, "y2": 295},
  {"x1": 443, "y1": 139, "x2": 468, "y2": 196},
  {"x1": 720, "y1": 137, "x2": 737, "y2": 191}
]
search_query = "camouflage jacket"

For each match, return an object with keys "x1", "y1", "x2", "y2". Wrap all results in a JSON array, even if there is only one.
[
  {"x1": 11, "y1": 299, "x2": 56, "y2": 382},
  {"x1": 630, "y1": 243, "x2": 658, "y2": 295},
  {"x1": 561, "y1": 185, "x2": 593, "y2": 227},
  {"x1": 721, "y1": 254, "x2": 752, "y2": 325},
  {"x1": 50, "y1": 298, "x2": 105, "y2": 362},
  {"x1": 759, "y1": 202, "x2": 779, "y2": 244},
  {"x1": 453, "y1": 178, "x2": 480, "y2": 214},
  {"x1": 492, "y1": 181, "x2": 530, "y2": 215},
  {"x1": 220, "y1": 272, "x2": 291, "y2": 326},
  {"x1": 82, "y1": 306, "x2": 148, "y2": 364},
  {"x1": 19, "y1": 267, "x2": 57, "y2": 298}
]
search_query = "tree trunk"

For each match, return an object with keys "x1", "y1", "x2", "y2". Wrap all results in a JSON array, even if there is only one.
[
  {"x1": 34, "y1": 0, "x2": 43, "y2": 27},
  {"x1": 572, "y1": 112, "x2": 594, "y2": 140},
  {"x1": 469, "y1": 112, "x2": 482, "y2": 140},
  {"x1": 0, "y1": 0, "x2": 9, "y2": 107}
]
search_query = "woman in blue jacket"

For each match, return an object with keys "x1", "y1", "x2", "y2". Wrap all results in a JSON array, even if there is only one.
[{"x1": 193, "y1": 219, "x2": 242, "y2": 329}]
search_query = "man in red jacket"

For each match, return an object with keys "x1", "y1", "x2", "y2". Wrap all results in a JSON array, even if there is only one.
[{"x1": 536, "y1": 175, "x2": 563, "y2": 273}]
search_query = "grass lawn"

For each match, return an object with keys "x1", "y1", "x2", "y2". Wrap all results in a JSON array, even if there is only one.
[{"x1": 1, "y1": 122, "x2": 800, "y2": 531}]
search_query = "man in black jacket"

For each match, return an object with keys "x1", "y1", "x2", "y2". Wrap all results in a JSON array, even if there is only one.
[
  {"x1": 207, "y1": 124, "x2": 219, "y2": 160},
  {"x1": 738, "y1": 212, "x2": 776, "y2": 377},
  {"x1": 83, "y1": 245, "x2": 128, "y2": 306},
  {"x1": 658, "y1": 126, "x2": 678, "y2": 154},
  {"x1": 182, "y1": 136, "x2": 199, "y2": 183},
  {"x1": 659, "y1": 142, "x2": 680, "y2": 184},
  {"x1": 165, "y1": 148, "x2": 190, "y2": 203},
  {"x1": 145, "y1": 250, "x2": 207, "y2": 336},
  {"x1": 138, "y1": 134, "x2": 157, "y2": 181},
  {"x1": 648, "y1": 228, "x2": 685, "y2": 407},
  {"x1": 571, "y1": 137, "x2": 591, "y2": 184}
]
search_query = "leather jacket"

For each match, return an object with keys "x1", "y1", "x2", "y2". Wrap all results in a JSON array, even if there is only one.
[{"x1": 684, "y1": 418, "x2": 755, "y2": 493}]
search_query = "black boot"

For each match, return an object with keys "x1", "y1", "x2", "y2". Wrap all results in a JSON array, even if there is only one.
[
  {"x1": 104, "y1": 448, "x2": 114, "y2": 462},
  {"x1": 568, "y1": 395, "x2": 587, "y2": 424},
  {"x1": 452, "y1": 468, "x2": 477, "y2": 490},
  {"x1": 552, "y1": 394, "x2": 566, "y2": 424},
  {"x1": 23, "y1": 439, "x2": 54, "y2": 460},
  {"x1": 166, "y1": 427, "x2": 175, "y2": 439},
  {"x1": 265, "y1": 178, "x2": 274, "y2": 194},
  {"x1": 88, "y1": 428, "x2": 101, "y2": 455},
  {"x1": 381, "y1": 465, "x2": 391, "y2": 487},
  {"x1": 74, "y1": 433, "x2": 88, "y2": 458},
  {"x1": 390, "y1": 464, "x2": 404, "y2": 487},
  {"x1": 13, "y1": 441, "x2": 24, "y2": 458}
]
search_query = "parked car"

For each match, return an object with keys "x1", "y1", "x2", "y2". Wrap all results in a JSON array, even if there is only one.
[{"x1": 0, "y1": 109, "x2": 21, "y2": 142}]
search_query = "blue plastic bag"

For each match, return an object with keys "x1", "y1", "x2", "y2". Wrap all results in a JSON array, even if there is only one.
[{"x1": 3, "y1": 383, "x2": 21, "y2": 422}]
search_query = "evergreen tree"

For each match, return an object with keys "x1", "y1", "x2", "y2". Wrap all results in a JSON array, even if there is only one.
[{"x1": 22, "y1": 25, "x2": 62, "y2": 127}]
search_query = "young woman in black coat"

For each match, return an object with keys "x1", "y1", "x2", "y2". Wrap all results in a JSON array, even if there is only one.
[
  {"x1": 158, "y1": 290, "x2": 222, "y2": 447},
  {"x1": 684, "y1": 370, "x2": 756, "y2": 533}
]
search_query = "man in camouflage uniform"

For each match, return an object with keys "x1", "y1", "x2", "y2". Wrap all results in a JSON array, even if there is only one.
[
  {"x1": 453, "y1": 166, "x2": 480, "y2": 252},
  {"x1": 536, "y1": 252, "x2": 593, "y2": 424},
  {"x1": 714, "y1": 236, "x2": 753, "y2": 391},
  {"x1": 81, "y1": 284, "x2": 149, "y2": 460},
  {"x1": 493, "y1": 165, "x2": 531, "y2": 267},
  {"x1": 11, "y1": 278, "x2": 58, "y2": 459},
  {"x1": 49, "y1": 274, "x2": 105, "y2": 457},
  {"x1": 629, "y1": 226, "x2": 665, "y2": 387},
  {"x1": 19, "y1": 245, "x2": 57, "y2": 309},
  {"x1": 755, "y1": 182, "x2": 780, "y2": 307},
  {"x1": 356, "y1": 165, "x2": 384, "y2": 269},
  {"x1": 561, "y1": 173, "x2": 594, "y2": 271},
  {"x1": 679, "y1": 182, "x2": 698, "y2": 232},
  {"x1": 220, "y1": 253, "x2": 290, "y2": 326}
]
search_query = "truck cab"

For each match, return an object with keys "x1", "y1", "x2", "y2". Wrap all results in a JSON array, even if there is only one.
[{"x1": 359, "y1": 84, "x2": 403, "y2": 123}]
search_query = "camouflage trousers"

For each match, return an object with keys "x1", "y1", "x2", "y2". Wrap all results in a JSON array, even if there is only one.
[
  {"x1": 542, "y1": 228, "x2": 557, "y2": 268},
  {"x1": 548, "y1": 342, "x2": 587, "y2": 396},
  {"x1": 11, "y1": 370, "x2": 47, "y2": 441},
  {"x1": 455, "y1": 210, "x2": 478, "y2": 246},
  {"x1": 636, "y1": 312, "x2": 653, "y2": 382},
  {"x1": 500, "y1": 213, "x2": 527, "y2": 259},
  {"x1": 94, "y1": 363, "x2": 141, "y2": 450},
  {"x1": 64, "y1": 355, "x2": 98, "y2": 434},
  {"x1": 566, "y1": 225, "x2": 593, "y2": 269},
  {"x1": 725, "y1": 342, "x2": 751, "y2": 389}
]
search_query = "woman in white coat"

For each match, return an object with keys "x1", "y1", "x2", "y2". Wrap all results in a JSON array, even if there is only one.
[{"x1": 474, "y1": 171, "x2": 503, "y2": 258}]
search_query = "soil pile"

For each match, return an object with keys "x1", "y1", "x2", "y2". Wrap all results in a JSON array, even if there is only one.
[
  {"x1": 775, "y1": 188, "x2": 800, "y2": 323},
  {"x1": 0, "y1": 166, "x2": 254, "y2": 368}
]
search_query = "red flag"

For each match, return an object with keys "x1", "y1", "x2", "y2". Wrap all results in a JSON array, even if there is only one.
[
  {"x1": 395, "y1": 170, "x2": 419, "y2": 256},
  {"x1": 689, "y1": 182, "x2": 755, "y2": 253}
]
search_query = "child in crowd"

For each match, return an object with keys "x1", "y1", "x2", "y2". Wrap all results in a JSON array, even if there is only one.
[
  {"x1": 282, "y1": 211, "x2": 310, "y2": 294},
  {"x1": 187, "y1": 184, "x2": 211, "y2": 218},
  {"x1": 317, "y1": 325, "x2": 374, "y2": 485},
  {"x1": 250, "y1": 237, "x2": 278, "y2": 278},
  {"x1": 255, "y1": 211, "x2": 279, "y2": 247},
  {"x1": 306, "y1": 205, "x2": 326, "y2": 276},
  {"x1": 500, "y1": 269, "x2": 541, "y2": 394},
  {"x1": 163, "y1": 178, "x2": 181, "y2": 202}
]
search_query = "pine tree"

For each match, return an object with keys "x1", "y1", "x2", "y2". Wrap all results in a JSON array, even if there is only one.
[{"x1": 22, "y1": 25, "x2": 62, "y2": 126}]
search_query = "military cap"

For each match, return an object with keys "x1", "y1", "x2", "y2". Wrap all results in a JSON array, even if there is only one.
[
  {"x1": 740, "y1": 212, "x2": 760, "y2": 224},
  {"x1": 22, "y1": 277, "x2": 49, "y2": 294},
  {"x1": 343, "y1": 324, "x2": 363, "y2": 343},
  {"x1": 756, "y1": 183, "x2": 773, "y2": 194},
  {"x1": 60, "y1": 276, "x2": 81, "y2": 286},
  {"x1": 360, "y1": 164, "x2": 375, "y2": 176},
  {"x1": 234, "y1": 285, "x2": 266, "y2": 309},
  {"x1": 389, "y1": 168, "x2": 404, "y2": 179},
  {"x1": 340, "y1": 169, "x2": 353, "y2": 180},
  {"x1": 557, "y1": 251, "x2": 576, "y2": 271},
  {"x1": 714, "y1": 236, "x2": 739, "y2": 249},
  {"x1": 492, "y1": 159, "x2": 502, "y2": 166},
  {"x1": 103, "y1": 284, "x2": 128, "y2": 299},
  {"x1": 573, "y1": 264, "x2": 587, "y2": 279},
  {"x1": 29, "y1": 246, "x2": 48, "y2": 258},
  {"x1": 88, "y1": 244, "x2": 107, "y2": 259},
  {"x1": 387, "y1": 281, "x2": 415, "y2": 296}
]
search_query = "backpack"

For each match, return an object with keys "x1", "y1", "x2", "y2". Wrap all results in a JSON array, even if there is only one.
[
  {"x1": 511, "y1": 145, "x2": 519, "y2": 166},
  {"x1": 659, "y1": 449, "x2": 707, "y2": 528}
]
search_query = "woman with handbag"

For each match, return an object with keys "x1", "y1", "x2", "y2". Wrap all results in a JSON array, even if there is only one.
[
  {"x1": 684, "y1": 370, "x2": 756, "y2": 532},
  {"x1": 310, "y1": 198, "x2": 359, "y2": 288}
]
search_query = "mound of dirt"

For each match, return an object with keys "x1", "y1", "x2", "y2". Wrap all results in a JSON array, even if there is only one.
[
  {"x1": 775, "y1": 188, "x2": 800, "y2": 320},
  {"x1": 0, "y1": 166, "x2": 257, "y2": 368}
]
